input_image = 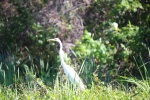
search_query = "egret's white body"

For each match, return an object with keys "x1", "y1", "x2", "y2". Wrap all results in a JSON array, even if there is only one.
[{"x1": 48, "y1": 38, "x2": 85, "y2": 90}]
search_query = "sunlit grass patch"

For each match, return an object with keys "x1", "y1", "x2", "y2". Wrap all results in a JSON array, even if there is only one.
[{"x1": 1, "y1": 78, "x2": 149, "y2": 100}]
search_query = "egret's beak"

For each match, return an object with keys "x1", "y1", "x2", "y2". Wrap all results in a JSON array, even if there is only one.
[{"x1": 47, "y1": 39, "x2": 56, "y2": 42}]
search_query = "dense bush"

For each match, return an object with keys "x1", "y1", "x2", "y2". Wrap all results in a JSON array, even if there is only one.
[
  {"x1": 0, "y1": 0, "x2": 58, "y2": 86},
  {"x1": 74, "y1": 0, "x2": 150, "y2": 83}
]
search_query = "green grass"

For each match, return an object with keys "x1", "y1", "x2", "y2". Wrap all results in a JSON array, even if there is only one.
[
  {"x1": 0, "y1": 77, "x2": 149, "y2": 100},
  {"x1": 0, "y1": 52, "x2": 149, "y2": 100}
]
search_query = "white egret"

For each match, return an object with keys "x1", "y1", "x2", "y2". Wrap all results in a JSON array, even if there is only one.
[{"x1": 47, "y1": 38, "x2": 85, "y2": 90}]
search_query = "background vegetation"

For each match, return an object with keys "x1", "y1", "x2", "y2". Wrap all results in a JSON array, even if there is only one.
[{"x1": 0, "y1": 0, "x2": 150, "y2": 99}]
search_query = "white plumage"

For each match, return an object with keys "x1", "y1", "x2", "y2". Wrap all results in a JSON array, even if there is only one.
[{"x1": 48, "y1": 38, "x2": 85, "y2": 90}]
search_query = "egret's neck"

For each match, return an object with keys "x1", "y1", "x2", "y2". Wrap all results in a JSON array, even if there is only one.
[
  {"x1": 57, "y1": 41, "x2": 63, "y2": 51},
  {"x1": 58, "y1": 40, "x2": 65, "y2": 64}
]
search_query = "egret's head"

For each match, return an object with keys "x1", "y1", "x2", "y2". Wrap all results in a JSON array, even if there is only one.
[
  {"x1": 47, "y1": 38, "x2": 61, "y2": 42},
  {"x1": 47, "y1": 38, "x2": 62, "y2": 48},
  {"x1": 47, "y1": 38, "x2": 63, "y2": 50}
]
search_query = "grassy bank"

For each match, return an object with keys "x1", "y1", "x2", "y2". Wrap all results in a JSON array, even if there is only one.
[{"x1": 0, "y1": 77, "x2": 149, "y2": 100}]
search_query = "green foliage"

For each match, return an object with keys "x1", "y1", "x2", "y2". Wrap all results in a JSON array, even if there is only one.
[
  {"x1": 0, "y1": 4, "x2": 33, "y2": 46},
  {"x1": 119, "y1": 63, "x2": 150, "y2": 99},
  {"x1": 74, "y1": 20, "x2": 149, "y2": 84},
  {"x1": 0, "y1": 76, "x2": 149, "y2": 100},
  {"x1": 0, "y1": 53, "x2": 16, "y2": 86},
  {"x1": 74, "y1": 30, "x2": 108, "y2": 63},
  {"x1": 0, "y1": 0, "x2": 60, "y2": 87},
  {"x1": 81, "y1": 0, "x2": 150, "y2": 82},
  {"x1": 116, "y1": 0, "x2": 143, "y2": 12}
]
